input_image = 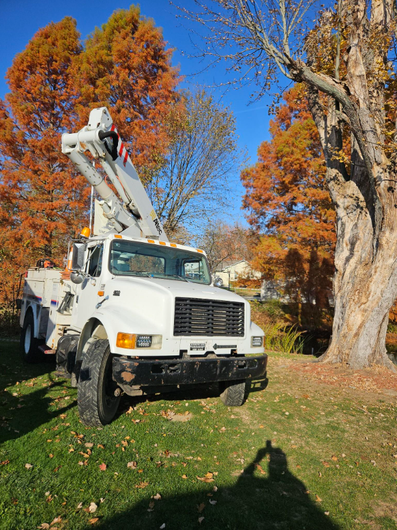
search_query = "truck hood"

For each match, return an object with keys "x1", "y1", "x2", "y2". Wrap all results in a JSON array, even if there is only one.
[{"x1": 98, "y1": 275, "x2": 250, "y2": 338}]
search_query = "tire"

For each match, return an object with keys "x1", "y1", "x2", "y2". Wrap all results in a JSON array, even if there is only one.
[
  {"x1": 77, "y1": 338, "x2": 120, "y2": 427},
  {"x1": 20, "y1": 311, "x2": 43, "y2": 363},
  {"x1": 220, "y1": 380, "x2": 247, "y2": 406}
]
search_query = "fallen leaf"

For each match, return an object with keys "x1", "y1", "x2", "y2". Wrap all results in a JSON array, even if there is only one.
[
  {"x1": 255, "y1": 463, "x2": 266, "y2": 475},
  {"x1": 85, "y1": 443, "x2": 94, "y2": 448},
  {"x1": 182, "y1": 474, "x2": 188, "y2": 479},
  {"x1": 135, "y1": 481, "x2": 149, "y2": 489},
  {"x1": 315, "y1": 495, "x2": 322, "y2": 503},
  {"x1": 89, "y1": 502, "x2": 98, "y2": 513},
  {"x1": 0, "y1": 460, "x2": 10, "y2": 466},
  {"x1": 197, "y1": 503, "x2": 205, "y2": 513},
  {"x1": 99, "y1": 463, "x2": 107, "y2": 471},
  {"x1": 88, "y1": 518, "x2": 99, "y2": 525},
  {"x1": 25, "y1": 463, "x2": 33, "y2": 469},
  {"x1": 127, "y1": 461, "x2": 137, "y2": 469},
  {"x1": 160, "y1": 524, "x2": 166, "y2": 529},
  {"x1": 197, "y1": 472, "x2": 214, "y2": 483},
  {"x1": 50, "y1": 517, "x2": 62, "y2": 525},
  {"x1": 153, "y1": 493, "x2": 162, "y2": 501},
  {"x1": 37, "y1": 524, "x2": 50, "y2": 529},
  {"x1": 198, "y1": 517, "x2": 205, "y2": 524},
  {"x1": 209, "y1": 499, "x2": 217, "y2": 505}
]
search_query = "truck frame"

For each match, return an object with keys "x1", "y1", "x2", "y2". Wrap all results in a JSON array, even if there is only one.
[{"x1": 19, "y1": 107, "x2": 268, "y2": 426}]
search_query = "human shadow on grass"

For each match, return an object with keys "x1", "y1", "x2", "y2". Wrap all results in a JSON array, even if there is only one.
[
  {"x1": 91, "y1": 440, "x2": 340, "y2": 530},
  {"x1": 0, "y1": 378, "x2": 75, "y2": 444}
]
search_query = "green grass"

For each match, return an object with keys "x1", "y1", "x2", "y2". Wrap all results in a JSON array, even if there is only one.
[{"x1": 1, "y1": 340, "x2": 396, "y2": 530}]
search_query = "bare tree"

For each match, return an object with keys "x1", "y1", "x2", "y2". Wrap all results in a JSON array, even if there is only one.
[
  {"x1": 196, "y1": 220, "x2": 256, "y2": 272},
  {"x1": 181, "y1": 0, "x2": 397, "y2": 369},
  {"x1": 147, "y1": 89, "x2": 244, "y2": 239}
]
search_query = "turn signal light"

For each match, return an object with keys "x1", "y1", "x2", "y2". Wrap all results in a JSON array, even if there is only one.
[
  {"x1": 116, "y1": 333, "x2": 162, "y2": 349},
  {"x1": 116, "y1": 333, "x2": 136, "y2": 349}
]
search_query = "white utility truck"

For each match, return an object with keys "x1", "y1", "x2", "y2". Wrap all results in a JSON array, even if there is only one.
[{"x1": 19, "y1": 108, "x2": 267, "y2": 426}]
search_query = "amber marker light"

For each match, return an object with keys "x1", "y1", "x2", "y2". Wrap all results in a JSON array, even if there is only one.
[
  {"x1": 170, "y1": 243, "x2": 177, "y2": 248},
  {"x1": 159, "y1": 241, "x2": 166, "y2": 245},
  {"x1": 98, "y1": 291, "x2": 105, "y2": 297},
  {"x1": 116, "y1": 333, "x2": 136, "y2": 349},
  {"x1": 80, "y1": 226, "x2": 91, "y2": 238},
  {"x1": 114, "y1": 235, "x2": 122, "y2": 239}
]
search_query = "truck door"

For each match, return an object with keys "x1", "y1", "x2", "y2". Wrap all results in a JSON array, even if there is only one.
[{"x1": 74, "y1": 243, "x2": 104, "y2": 325}]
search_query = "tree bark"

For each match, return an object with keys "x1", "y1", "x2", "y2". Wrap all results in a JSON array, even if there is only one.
[{"x1": 320, "y1": 176, "x2": 397, "y2": 369}]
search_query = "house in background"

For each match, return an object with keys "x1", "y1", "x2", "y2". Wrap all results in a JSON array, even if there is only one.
[{"x1": 214, "y1": 260, "x2": 261, "y2": 289}]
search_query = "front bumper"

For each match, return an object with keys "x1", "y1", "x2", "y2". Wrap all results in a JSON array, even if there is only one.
[{"x1": 112, "y1": 354, "x2": 268, "y2": 387}]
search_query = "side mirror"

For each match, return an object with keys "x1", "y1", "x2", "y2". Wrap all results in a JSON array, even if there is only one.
[
  {"x1": 213, "y1": 277, "x2": 223, "y2": 288},
  {"x1": 70, "y1": 271, "x2": 84, "y2": 285},
  {"x1": 71, "y1": 242, "x2": 86, "y2": 271}
]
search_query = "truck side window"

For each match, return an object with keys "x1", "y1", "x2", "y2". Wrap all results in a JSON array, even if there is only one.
[
  {"x1": 87, "y1": 245, "x2": 103, "y2": 277},
  {"x1": 183, "y1": 259, "x2": 203, "y2": 281}
]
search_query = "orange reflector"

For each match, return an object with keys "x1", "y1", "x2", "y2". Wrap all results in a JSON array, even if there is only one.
[
  {"x1": 147, "y1": 239, "x2": 155, "y2": 243},
  {"x1": 196, "y1": 249, "x2": 204, "y2": 253},
  {"x1": 116, "y1": 333, "x2": 136, "y2": 349},
  {"x1": 98, "y1": 291, "x2": 104, "y2": 297},
  {"x1": 159, "y1": 241, "x2": 166, "y2": 245},
  {"x1": 170, "y1": 243, "x2": 177, "y2": 248},
  {"x1": 114, "y1": 235, "x2": 122, "y2": 239}
]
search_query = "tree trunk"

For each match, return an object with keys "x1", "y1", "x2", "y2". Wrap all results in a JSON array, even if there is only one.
[{"x1": 320, "y1": 169, "x2": 397, "y2": 369}]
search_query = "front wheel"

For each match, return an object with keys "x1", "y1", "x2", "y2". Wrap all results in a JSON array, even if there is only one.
[
  {"x1": 77, "y1": 338, "x2": 121, "y2": 427},
  {"x1": 220, "y1": 380, "x2": 247, "y2": 406}
]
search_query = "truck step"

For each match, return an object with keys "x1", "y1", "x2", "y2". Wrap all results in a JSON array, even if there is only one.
[{"x1": 38, "y1": 345, "x2": 56, "y2": 355}]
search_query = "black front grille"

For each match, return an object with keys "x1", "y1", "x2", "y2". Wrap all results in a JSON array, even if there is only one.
[{"x1": 174, "y1": 297, "x2": 245, "y2": 337}]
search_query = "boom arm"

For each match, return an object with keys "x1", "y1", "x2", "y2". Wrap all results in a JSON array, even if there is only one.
[{"x1": 62, "y1": 107, "x2": 168, "y2": 241}]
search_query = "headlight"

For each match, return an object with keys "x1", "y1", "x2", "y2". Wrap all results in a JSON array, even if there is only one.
[
  {"x1": 116, "y1": 333, "x2": 162, "y2": 349},
  {"x1": 251, "y1": 336, "x2": 263, "y2": 347}
]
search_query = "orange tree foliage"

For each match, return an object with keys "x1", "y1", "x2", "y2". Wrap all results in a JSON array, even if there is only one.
[
  {"x1": 0, "y1": 7, "x2": 180, "y2": 312},
  {"x1": 0, "y1": 18, "x2": 85, "y2": 315},
  {"x1": 76, "y1": 5, "x2": 181, "y2": 183},
  {"x1": 241, "y1": 84, "x2": 336, "y2": 310}
]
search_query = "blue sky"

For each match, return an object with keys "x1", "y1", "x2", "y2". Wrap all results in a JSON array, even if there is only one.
[{"x1": 0, "y1": 0, "x2": 278, "y2": 224}]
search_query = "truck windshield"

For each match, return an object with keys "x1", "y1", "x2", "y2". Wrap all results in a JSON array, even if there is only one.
[{"x1": 109, "y1": 240, "x2": 211, "y2": 285}]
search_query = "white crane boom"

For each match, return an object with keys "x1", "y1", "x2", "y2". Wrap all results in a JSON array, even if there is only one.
[{"x1": 61, "y1": 107, "x2": 168, "y2": 241}]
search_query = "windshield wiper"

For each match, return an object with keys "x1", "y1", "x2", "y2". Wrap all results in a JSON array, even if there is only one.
[{"x1": 168, "y1": 274, "x2": 192, "y2": 283}]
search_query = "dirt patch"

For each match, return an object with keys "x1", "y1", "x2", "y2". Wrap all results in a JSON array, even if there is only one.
[
  {"x1": 166, "y1": 411, "x2": 193, "y2": 422},
  {"x1": 272, "y1": 356, "x2": 397, "y2": 400}
]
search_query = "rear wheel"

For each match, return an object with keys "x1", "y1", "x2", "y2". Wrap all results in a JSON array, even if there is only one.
[
  {"x1": 77, "y1": 338, "x2": 120, "y2": 426},
  {"x1": 20, "y1": 311, "x2": 43, "y2": 363},
  {"x1": 220, "y1": 380, "x2": 246, "y2": 406}
]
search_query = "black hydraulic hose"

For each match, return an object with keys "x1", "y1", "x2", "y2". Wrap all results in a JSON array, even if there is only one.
[{"x1": 98, "y1": 130, "x2": 119, "y2": 161}]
